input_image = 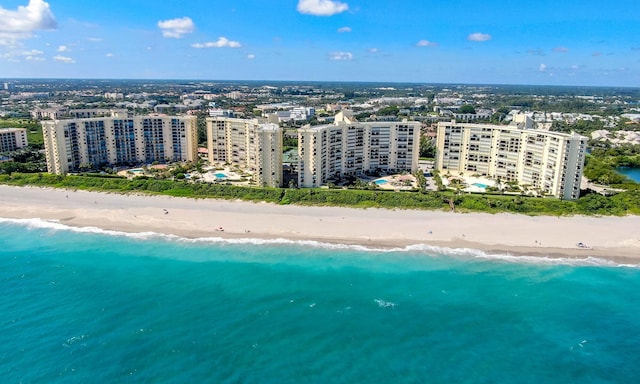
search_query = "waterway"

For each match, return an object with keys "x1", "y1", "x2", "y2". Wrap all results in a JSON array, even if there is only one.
[{"x1": 616, "y1": 167, "x2": 640, "y2": 183}]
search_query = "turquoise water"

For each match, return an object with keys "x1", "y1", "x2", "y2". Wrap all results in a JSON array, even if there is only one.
[
  {"x1": 214, "y1": 173, "x2": 227, "y2": 179},
  {"x1": 472, "y1": 183, "x2": 488, "y2": 188},
  {"x1": 616, "y1": 167, "x2": 640, "y2": 183},
  {"x1": 375, "y1": 179, "x2": 388, "y2": 185},
  {"x1": 1, "y1": 218, "x2": 639, "y2": 383}
]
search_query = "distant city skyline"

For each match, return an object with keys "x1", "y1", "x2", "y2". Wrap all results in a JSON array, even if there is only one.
[{"x1": 0, "y1": 0, "x2": 638, "y2": 87}]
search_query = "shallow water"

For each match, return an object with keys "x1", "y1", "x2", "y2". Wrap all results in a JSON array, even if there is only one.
[{"x1": 1, "y1": 218, "x2": 639, "y2": 383}]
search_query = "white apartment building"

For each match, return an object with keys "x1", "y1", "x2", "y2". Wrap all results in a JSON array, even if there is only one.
[
  {"x1": 31, "y1": 107, "x2": 66, "y2": 120},
  {"x1": 0, "y1": 128, "x2": 28, "y2": 152},
  {"x1": 68, "y1": 109, "x2": 129, "y2": 119},
  {"x1": 42, "y1": 115, "x2": 197, "y2": 174},
  {"x1": 298, "y1": 114, "x2": 420, "y2": 188},
  {"x1": 436, "y1": 121, "x2": 588, "y2": 200},
  {"x1": 206, "y1": 117, "x2": 283, "y2": 187}
]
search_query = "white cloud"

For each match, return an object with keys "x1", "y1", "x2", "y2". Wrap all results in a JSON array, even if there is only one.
[
  {"x1": 0, "y1": 0, "x2": 57, "y2": 46},
  {"x1": 553, "y1": 46, "x2": 569, "y2": 53},
  {"x1": 191, "y1": 37, "x2": 241, "y2": 48},
  {"x1": 247, "y1": 54, "x2": 255, "y2": 60},
  {"x1": 329, "y1": 51, "x2": 353, "y2": 61},
  {"x1": 26, "y1": 54, "x2": 44, "y2": 61},
  {"x1": 539, "y1": 63, "x2": 547, "y2": 72},
  {"x1": 57, "y1": 45, "x2": 69, "y2": 52},
  {"x1": 22, "y1": 49, "x2": 43, "y2": 55},
  {"x1": 1, "y1": 48, "x2": 44, "y2": 61},
  {"x1": 105, "y1": 53, "x2": 114, "y2": 57},
  {"x1": 416, "y1": 40, "x2": 438, "y2": 47},
  {"x1": 87, "y1": 37, "x2": 103, "y2": 42},
  {"x1": 526, "y1": 49, "x2": 545, "y2": 56},
  {"x1": 53, "y1": 54, "x2": 75, "y2": 63},
  {"x1": 368, "y1": 47, "x2": 379, "y2": 53},
  {"x1": 468, "y1": 32, "x2": 491, "y2": 42},
  {"x1": 157, "y1": 17, "x2": 194, "y2": 38},
  {"x1": 297, "y1": 0, "x2": 349, "y2": 16},
  {"x1": 337, "y1": 26, "x2": 351, "y2": 33}
]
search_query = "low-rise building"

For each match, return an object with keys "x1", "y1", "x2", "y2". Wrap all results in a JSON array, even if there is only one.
[{"x1": 31, "y1": 107, "x2": 66, "y2": 120}]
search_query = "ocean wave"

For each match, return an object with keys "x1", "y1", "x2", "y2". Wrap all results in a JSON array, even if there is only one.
[{"x1": 0, "y1": 216, "x2": 636, "y2": 268}]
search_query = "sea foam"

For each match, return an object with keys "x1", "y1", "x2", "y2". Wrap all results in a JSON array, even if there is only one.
[{"x1": 0, "y1": 216, "x2": 635, "y2": 268}]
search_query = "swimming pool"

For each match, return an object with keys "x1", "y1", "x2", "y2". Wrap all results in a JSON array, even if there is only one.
[
  {"x1": 214, "y1": 173, "x2": 227, "y2": 179},
  {"x1": 472, "y1": 183, "x2": 488, "y2": 188},
  {"x1": 375, "y1": 179, "x2": 388, "y2": 185}
]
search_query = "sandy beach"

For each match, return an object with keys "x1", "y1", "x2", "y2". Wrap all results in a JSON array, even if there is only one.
[{"x1": 1, "y1": 185, "x2": 639, "y2": 264}]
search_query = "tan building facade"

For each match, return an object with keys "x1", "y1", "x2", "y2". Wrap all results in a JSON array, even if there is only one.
[
  {"x1": 436, "y1": 121, "x2": 588, "y2": 200},
  {"x1": 42, "y1": 115, "x2": 197, "y2": 174},
  {"x1": 0, "y1": 128, "x2": 28, "y2": 152},
  {"x1": 298, "y1": 119, "x2": 420, "y2": 188},
  {"x1": 206, "y1": 117, "x2": 283, "y2": 187}
]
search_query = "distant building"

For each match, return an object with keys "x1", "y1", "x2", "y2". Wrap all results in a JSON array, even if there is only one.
[
  {"x1": 68, "y1": 109, "x2": 129, "y2": 119},
  {"x1": 208, "y1": 108, "x2": 235, "y2": 118},
  {"x1": 206, "y1": 117, "x2": 283, "y2": 187},
  {"x1": 31, "y1": 107, "x2": 66, "y2": 120},
  {"x1": 42, "y1": 115, "x2": 197, "y2": 174},
  {"x1": 297, "y1": 113, "x2": 420, "y2": 188},
  {"x1": 436, "y1": 120, "x2": 587, "y2": 200},
  {"x1": 104, "y1": 92, "x2": 124, "y2": 100},
  {"x1": 0, "y1": 128, "x2": 28, "y2": 152}
]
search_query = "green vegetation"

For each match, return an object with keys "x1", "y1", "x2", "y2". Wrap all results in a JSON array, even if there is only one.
[
  {"x1": 196, "y1": 114, "x2": 207, "y2": 146},
  {"x1": 376, "y1": 106, "x2": 399, "y2": 116},
  {"x1": 283, "y1": 134, "x2": 298, "y2": 152},
  {"x1": 0, "y1": 118, "x2": 46, "y2": 175},
  {"x1": 0, "y1": 148, "x2": 47, "y2": 174},
  {"x1": 413, "y1": 171, "x2": 427, "y2": 193},
  {"x1": 458, "y1": 105, "x2": 476, "y2": 114},
  {"x1": 0, "y1": 118, "x2": 44, "y2": 148},
  {"x1": 419, "y1": 136, "x2": 436, "y2": 158},
  {"x1": 551, "y1": 120, "x2": 604, "y2": 135},
  {"x1": 583, "y1": 145, "x2": 640, "y2": 185},
  {"x1": 2, "y1": 172, "x2": 639, "y2": 216}
]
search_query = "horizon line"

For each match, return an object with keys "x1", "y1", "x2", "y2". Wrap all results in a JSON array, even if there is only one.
[{"x1": 1, "y1": 78, "x2": 639, "y2": 90}]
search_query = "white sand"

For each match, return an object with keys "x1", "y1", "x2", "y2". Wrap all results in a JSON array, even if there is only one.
[{"x1": 1, "y1": 185, "x2": 639, "y2": 263}]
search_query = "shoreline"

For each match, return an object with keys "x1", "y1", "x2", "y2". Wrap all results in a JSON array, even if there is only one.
[{"x1": 1, "y1": 185, "x2": 639, "y2": 265}]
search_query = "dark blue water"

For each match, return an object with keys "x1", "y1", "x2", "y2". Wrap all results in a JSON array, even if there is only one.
[
  {"x1": 1, "y1": 218, "x2": 639, "y2": 383},
  {"x1": 616, "y1": 167, "x2": 640, "y2": 183}
]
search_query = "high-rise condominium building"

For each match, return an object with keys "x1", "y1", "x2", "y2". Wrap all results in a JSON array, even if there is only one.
[
  {"x1": 298, "y1": 114, "x2": 420, "y2": 188},
  {"x1": 436, "y1": 120, "x2": 588, "y2": 200},
  {"x1": 42, "y1": 115, "x2": 197, "y2": 174},
  {"x1": 206, "y1": 117, "x2": 283, "y2": 187},
  {"x1": 0, "y1": 128, "x2": 28, "y2": 152}
]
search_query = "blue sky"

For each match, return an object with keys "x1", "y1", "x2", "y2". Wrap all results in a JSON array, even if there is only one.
[{"x1": 0, "y1": 0, "x2": 638, "y2": 86}]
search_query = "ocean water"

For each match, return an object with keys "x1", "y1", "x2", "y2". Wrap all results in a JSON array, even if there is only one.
[{"x1": 1, "y1": 218, "x2": 639, "y2": 383}]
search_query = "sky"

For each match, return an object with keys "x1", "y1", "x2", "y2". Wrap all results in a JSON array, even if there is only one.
[{"x1": 0, "y1": 0, "x2": 639, "y2": 86}]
